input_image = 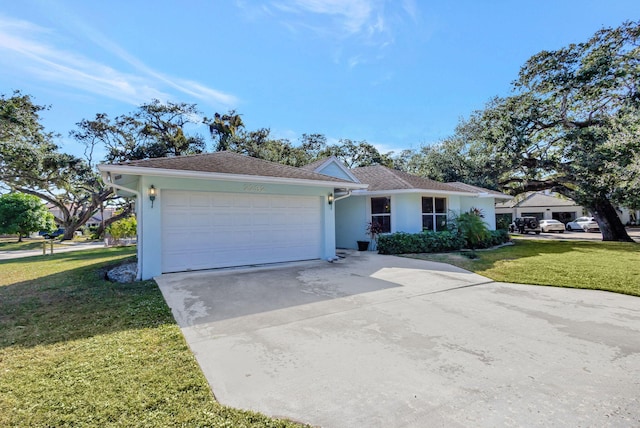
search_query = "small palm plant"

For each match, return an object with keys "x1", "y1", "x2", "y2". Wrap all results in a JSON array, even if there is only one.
[{"x1": 451, "y1": 208, "x2": 490, "y2": 258}]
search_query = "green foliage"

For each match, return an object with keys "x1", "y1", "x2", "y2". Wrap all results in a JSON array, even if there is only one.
[
  {"x1": 318, "y1": 138, "x2": 393, "y2": 168},
  {"x1": 206, "y1": 110, "x2": 245, "y2": 152},
  {"x1": 107, "y1": 216, "x2": 137, "y2": 240},
  {"x1": 75, "y1": 100, "x2": 206, "y2": 164},
  {"x1": 451, "y1": 210, "x2": 491, "y2": 250},
  {"x1": 405, "y1": 240, "x2": 640, "y2": 297},
  {"x1": 377, "y1": 231, "x2": 465, "y2": 255},
  {"x1": 392, "y1": 137, "x2": 499, "y2": 190},
  {"x1": 495, "y1": 214, "x2": 512, "y2": 231},
  {"x1": 424, "y1": 21, "x2": 640, "y2": 241},
  {"x1": 377, "y1": 228, "x2": 510, "y2": 255},
  {"x1": 1, "y1": 92, "x2": 130, "y2": 239},
  {"x1": 0, "y1": 193, "x2": 55, "y2": 240}
]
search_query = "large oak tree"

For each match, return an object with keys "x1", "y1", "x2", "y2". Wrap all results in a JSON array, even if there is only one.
[
  {"x1": 451, "y1": 21, "x2": 640, "y2": 241},
  {"x1": 0, "y1": 91, "x2": 131, "y2": 240}
]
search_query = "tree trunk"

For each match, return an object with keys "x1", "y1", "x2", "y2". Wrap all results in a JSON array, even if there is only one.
[
  {"x1": 62, "y1": 227, "x2": 77, "y2": 241},
  {"x1": 590, "y1": 197, "x2": 634, "y2": 242},
  {"x1": 94, "y1": 204, "x2": 134, "y2": 239}
]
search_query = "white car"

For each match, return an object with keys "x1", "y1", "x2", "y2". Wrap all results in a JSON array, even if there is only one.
[
  {"x1": 565, "y1": 216, "x2": 600, "y2": 232},
  {"x1": 539, "y1": 219, "x2": 565, "y2": 233}
]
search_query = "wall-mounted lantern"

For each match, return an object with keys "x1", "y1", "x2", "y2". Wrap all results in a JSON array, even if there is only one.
[{"x1": 148, "y1": 185, "x2": 157, "y2": 208}]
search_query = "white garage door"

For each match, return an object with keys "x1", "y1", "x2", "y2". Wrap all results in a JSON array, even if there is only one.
[{"x1": 161, "y1": 190, "x2": 323, "y2": 273}]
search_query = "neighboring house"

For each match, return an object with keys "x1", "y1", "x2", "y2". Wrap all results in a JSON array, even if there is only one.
[
  {"x1": 86, "y1": 208, "x2": 116, "y2": 228},
  {"x1": 495, "y1": 192, "x2": 583, "y2": 224},
  {"x1": 98, "y1": 152, "x2": 511, "y2": 280},
  {"x1": 98, "y1": 152, "x2": 366, "y2": 280},
  {"x1": 302, "y1": 157, "x2": 512, "y2": 250},
  {"x1": 46, "y1": 203, "x2": 116, "y2": 227},
  {"x1": 495, "y1": 191, "x2": 640, "y2": 225}
]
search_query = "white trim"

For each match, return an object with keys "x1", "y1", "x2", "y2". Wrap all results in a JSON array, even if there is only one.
[
  {"x1": 352, "y1": 188, "x2": 477, "y2": 197},
  {"x1": 97, "y1": 164, "x2": 368, "y2": 190}
]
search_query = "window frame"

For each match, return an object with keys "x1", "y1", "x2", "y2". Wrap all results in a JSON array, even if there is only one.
[
  {"x1": 422, "y1": 196, "x2": 448, "y2": 232},
  {"x1": 370, "y1": 196, "x2": 391, "y2": 234}
]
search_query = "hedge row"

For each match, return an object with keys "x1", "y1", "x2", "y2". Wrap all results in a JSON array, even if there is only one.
[{"x1": 377, "y1": 229, "x2": 510, "y2": 255}]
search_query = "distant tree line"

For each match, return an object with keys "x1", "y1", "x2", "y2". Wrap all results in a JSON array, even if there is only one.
[{"x1": 1, "y1": 21, "x2": 637, "y2": 241}]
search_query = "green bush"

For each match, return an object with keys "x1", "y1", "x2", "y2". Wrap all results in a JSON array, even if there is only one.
[
  {"x1": 378, "y1": 231, "x2": 465, "y2": 255},
  {"x1": 107, "y1": 216, "x2": 137, "y2": 242},
  {"x1": 377, "y1": 229, "x2": 510, "y2": 255}
]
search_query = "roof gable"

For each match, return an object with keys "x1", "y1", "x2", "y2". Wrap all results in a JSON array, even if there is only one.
[
  {"x1": 301, "y1": 157, "x2": 360, "y2": 183},
  {"x1": 498, "y1": 192, "x2": 579, "y2": 208}
]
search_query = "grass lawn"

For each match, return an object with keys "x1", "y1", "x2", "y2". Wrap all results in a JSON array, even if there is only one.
[
  {"x1": 405, "y1": 239, "x2": 640, "y2": 296},
  {"x1": 0, "y1": 237, "x2": 66, "y2": 252},
  {"x1": 0, "y1": 248, "x2": 306, "y2": 427}
]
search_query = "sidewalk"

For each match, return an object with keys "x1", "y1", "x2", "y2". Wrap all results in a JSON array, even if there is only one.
[{"x1": 0, "y1": 241, "x2": 107, "y2": 260}]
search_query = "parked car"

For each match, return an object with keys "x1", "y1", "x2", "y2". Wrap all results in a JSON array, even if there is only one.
[
  {"x1": 508, "y1": 217, "x2": 541, "y2": 234},
  {"x1": 39, "y1": 228, "x2": 65, "y2": 239},
  {"x1": 565, "y1": 217, "x2": 600, "y2": 232},
  {"x1": 539, "y1": 219, "x2": 565, "y2": 233}
]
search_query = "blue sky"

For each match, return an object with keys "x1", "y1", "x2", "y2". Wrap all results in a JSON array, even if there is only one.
[{"x1": 1, "y1": 1, "x2": 639, "y2": 160}]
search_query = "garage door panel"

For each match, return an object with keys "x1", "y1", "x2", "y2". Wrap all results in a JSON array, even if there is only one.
[
  {"x1": 190, "y1": 212, "x2": 213, "y2": 227},
  {"x1": 189, "y1": 193, "x2": 211, "y2": 207},
  {"x1": 161, "y1": 191, "x2": 323, "y2": 273},
  {"x1": 164, "y1": 193, "x2": 190, "y2": 206}
]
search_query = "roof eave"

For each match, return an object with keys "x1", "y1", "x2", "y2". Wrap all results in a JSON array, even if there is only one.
[
  {"x1": 97, "y1": 164, "x2": 368, "y2": 190},
  {"x1": 352, "y1": 188, "x2": 478, "y2": 197}
]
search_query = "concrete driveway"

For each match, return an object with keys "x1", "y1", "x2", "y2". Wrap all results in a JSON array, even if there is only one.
[{"x1": 156, "y1": 252, "x2": 640, "y2": 427}]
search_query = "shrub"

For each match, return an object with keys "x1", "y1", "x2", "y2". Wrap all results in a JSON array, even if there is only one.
[
  {"x1": 377, "y1": 231, "x2": 465, "y2": 255},
  {"x1": 377, "y1": 229, "x2": 510, "y2": 255},
  {"x1": 451, "y1": 211, "x2": 490, "y2": 250},
  {"x1": 106, "y1": 216, "x2": 137, "y2": 244}
]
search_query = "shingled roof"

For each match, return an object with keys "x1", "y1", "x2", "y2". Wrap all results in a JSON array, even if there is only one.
[
  {"x1": 111, "y1": 151, "x2": 355, "y2": 184},
  {"x1": 446, "y1": 181, "x2": 511, "y2": 198},
  {"x1": 350, "y1": 166, "x2": 470, "y2": 193},
  {"x1": 496, "y1": 192, "x2": 578, "y2": 208}
]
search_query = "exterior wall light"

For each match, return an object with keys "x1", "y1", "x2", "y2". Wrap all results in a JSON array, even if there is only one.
[
  {"x1": 328, "y1": 193, "x2": 334, "y2": 205},
  {"x1": 149, "y1": 185, "x2": 157, "y2": 208}
]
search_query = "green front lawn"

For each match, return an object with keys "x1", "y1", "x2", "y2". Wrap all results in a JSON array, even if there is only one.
[
  {"x1": 406, "y1": 239, "x2": 640, "y2": 296},
  {"x1": 0, "y1": 248, "x2": 304, "y2": 427},
  {"x1": 0, "y1": 237, "x2": 65, "y2": 251}
]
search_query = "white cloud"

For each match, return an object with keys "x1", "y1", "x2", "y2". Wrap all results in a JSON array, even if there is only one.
[
  {"x1": 269, "y1": 0, "x2": 383, "y2": 38},
  {"x1": 250, "y1": 0, "x2": 419, "y2": 69},
  {"x1": 0, "y1": 14, "x2": 238, "y2": 108},
  {"x1": 284, "y1": 0, "x2": 375, "y2": 34}
]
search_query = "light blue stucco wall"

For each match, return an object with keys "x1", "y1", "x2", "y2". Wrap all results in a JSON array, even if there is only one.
[
  {"x1": 130, "y1": 175, "x2": 336, "y2": 279},
  {"x1": 392, "y1": 194, "x2": 420, "y2": 233},
  {"x1": 459, "y1": 197, "x2": 497, "y2": 230},
  {"x1": 335, "y1": 192, "x2": 499, "y2": 249},
  {"x1": 335, "y1": 195, "x2": 368, "y2": 248}
]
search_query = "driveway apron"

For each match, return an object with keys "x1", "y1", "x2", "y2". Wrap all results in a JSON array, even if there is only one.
[{"x1": 156, "y1": 252, "x2": 640, "y2": 427}]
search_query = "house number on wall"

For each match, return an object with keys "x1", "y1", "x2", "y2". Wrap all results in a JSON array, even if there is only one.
[{"x1": 243, "y1": 184, "x2": 266, "y2": 192}]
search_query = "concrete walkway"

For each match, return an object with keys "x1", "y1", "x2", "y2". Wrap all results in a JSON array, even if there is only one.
[
  {"x1": 0, "y1": 241, "x2": 107, "y2": 260},
  {"x1": 156, "y1": 253, "x2": 640, "y2": 427}
]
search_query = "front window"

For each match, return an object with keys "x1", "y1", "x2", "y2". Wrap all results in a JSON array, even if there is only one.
[
  {"x1": 371, "y1": 197, "x2": 391, "y2": 233},
  {"x1": 422, "y1": 197, "x2": 447, "y2": 231}
]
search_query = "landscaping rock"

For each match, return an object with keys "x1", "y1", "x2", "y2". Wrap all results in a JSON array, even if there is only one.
[{"x1": 106, "y1": 262, "x2": 137, "y2": 283}]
